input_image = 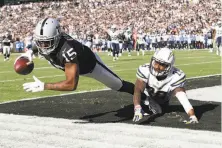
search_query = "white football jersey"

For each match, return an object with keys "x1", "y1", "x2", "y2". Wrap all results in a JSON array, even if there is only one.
[
  {"x1": 107, "y1": 30, "x2": 119, "y2": 43},
  {"x1": 136, "y1": 64, "x2": 186, "y2": 104},
  {"x1": 137, "y1": 33, "x2": 145, "y2": 44},
  {"x1": 215, "y1": 26, "x2": 222, "y2": 38},
  {"x1": 25, "y1": 36, "x2": 33, "y2": 46}
]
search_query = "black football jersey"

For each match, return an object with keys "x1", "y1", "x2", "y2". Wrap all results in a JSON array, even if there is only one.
[
  {"x1": 40, "y1": 33, "x2": 97, "y2": 75},
  {"x1": 2, "y1": 35, "x2": 12, "y2": 46}
]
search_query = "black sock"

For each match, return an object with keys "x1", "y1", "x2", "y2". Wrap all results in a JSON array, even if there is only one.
[{"x1": 118, "y1": 80, "x2": 134, "y2": 95}]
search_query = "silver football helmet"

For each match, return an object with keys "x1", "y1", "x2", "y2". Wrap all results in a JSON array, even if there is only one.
[
  {"x1": 34, "y1": 18, "x2": 61, "y2": 55},
  {"x1": 150, "y1": 48, "x2": 175, "y2": 77}
]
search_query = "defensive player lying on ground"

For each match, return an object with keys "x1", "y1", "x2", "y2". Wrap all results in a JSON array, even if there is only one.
[
  {"x1": 16, "y1": 18, "x2": 134, "y2": 95},
  {"x1": 133, "y1": 48, "x2": 199, "y2": 124}
]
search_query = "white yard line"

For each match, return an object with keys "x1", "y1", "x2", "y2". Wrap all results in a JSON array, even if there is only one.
[
  {"x1": 0, "y1": 60, "x2": 220, "y2": 75},
  {"x1": 0, "y1": 74, "x2": 221, "y2": 105},
  {"x1": 0, "y1": 61, "x2": 220, "y2": 82},
  {"x1": 0, "y1": 55, "x2": 218, "y2": 68}
]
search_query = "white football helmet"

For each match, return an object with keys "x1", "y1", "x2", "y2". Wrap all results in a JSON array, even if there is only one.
[
  {"x1": 150, "y1": 48, "x2": 175, "y2": 78},
  {"x1": 34, "y1": 18, "x2": 61, "y2": 55}
]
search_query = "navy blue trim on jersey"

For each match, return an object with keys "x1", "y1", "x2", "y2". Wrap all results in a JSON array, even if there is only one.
[
  {"x1": 171, "y1": 75, "x2": 186, "y2": 87},
  {"x1": 137, "y1": 68, "x2": 147, "y2": 79}
]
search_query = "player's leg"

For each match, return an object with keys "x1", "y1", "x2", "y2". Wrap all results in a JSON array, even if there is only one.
[
  {"x1": 141, "y1": 44, "x2": 145, "y2": 56},
  {"x1": 83, "y1": 53, "x2": 134, "y2": 95},
  {"x1": 208, "y1": 39, "x2": 213, "y2": 52},
  {"x1": 216, "y1": 37, "x2": 220, "y2": 55},
  {"x1": 111, "y1": 42, "x2": 116, "y2": 61},
  {"x1": 6, "y1": 46, "x2": 10, "y2": 60},
  {"x1": 3, "y1": 46, "x2": 7, "y2": 61},
  {"x1": 128, "y1": 42, "x2": 132, "y2": 56},
  {"x1": 143, "y1": 96, "x2": 162, "y2": 114},
  {"x1": 119, "y1": 42, "x2": 122, "y2": 56},
  {"x1": 107, "y1": 41, "x2": 111, "y2": 56},
  {"x1": 136, "y1": 43, "x2": 140, "y2": 56},
  {"x1": 116, "y1": 43, "x2": 120, "y2": 59}
]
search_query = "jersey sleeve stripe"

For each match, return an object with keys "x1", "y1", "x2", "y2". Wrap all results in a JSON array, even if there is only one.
[
  {"x1": 136, "y1": 72, "x2": 146, "y2": 79},
  {"x1": 136, "y1": 69, "x2": 147, "y2": 79},
  {"x1": 171, "y1": 75, "x2": 186, "y2": 87}
]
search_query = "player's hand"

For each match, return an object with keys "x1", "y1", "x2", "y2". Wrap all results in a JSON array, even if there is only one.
[
  {"x1": 184, "y1": 115, "x2": 199, "y2": 124},
  {"x1": 15, "y1": 50, "x2": 33, "y2": 64},
  {"x1": 133, "y1": 105, "x2": 144, "y2": 122},
  {"x1": 23, "y1": 76, "x2": 44, "y2": 92}
]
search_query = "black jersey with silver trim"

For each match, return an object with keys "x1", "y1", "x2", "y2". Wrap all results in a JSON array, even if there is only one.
[
  {"x1": 2, "y1": 35, "x2": 12, "y2": 46},
  {"x1": 40, "y1": 33, "x2": 97, "y2": 74}
]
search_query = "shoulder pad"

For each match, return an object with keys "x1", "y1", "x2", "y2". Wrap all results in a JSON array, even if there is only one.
[
  {"x1": 136, "y1": 63, "x2": 150, "y2": 81},
  {"x1": 171, "y1": 68, "x2": 186, "y2": 87}
]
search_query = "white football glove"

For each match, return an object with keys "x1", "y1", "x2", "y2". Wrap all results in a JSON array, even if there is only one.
[
  {"x1": 23, "y1": 76, "x2": 45, "y2": 92},
  {"x1": 14, "y1": 50, "x2": 33, "y2": 64},
  {"x1": 183, "y1": 115, "x2": 199, "y2": 124},
  {"x1": 133, "y1": 105, "x2": 145, "y2": 122}
]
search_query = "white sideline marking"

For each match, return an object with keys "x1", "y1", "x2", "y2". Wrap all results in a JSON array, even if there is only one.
[
  {"x1": 187, "y1": 86, "x2": 222, "y2": 102},
  {"x1": 0, "y1": 113, "x2": 221, "y2": 148},
  {"x1": 0, "y1": 74, "x2": 221, "y2": 105},
  {"x1": 0, "y1": 60, "x2": 220, "y2": 81}
]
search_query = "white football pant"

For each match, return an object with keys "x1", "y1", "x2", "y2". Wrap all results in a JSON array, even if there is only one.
[{"x1": 3, "y1": 46, "x2": 11, "y2": 57}]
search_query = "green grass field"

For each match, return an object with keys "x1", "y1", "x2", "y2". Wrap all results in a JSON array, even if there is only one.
[{"x1": 0, "y1": 50, "x2": 221, "y2": 102}]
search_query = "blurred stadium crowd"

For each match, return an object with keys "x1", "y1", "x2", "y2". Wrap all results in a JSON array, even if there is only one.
[{"x1": 0, "y1": 0, "x2": 221, "y2": 55}]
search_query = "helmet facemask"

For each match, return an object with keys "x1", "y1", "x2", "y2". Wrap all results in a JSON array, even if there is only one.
[
  {"x1": 150, "y1": 57, "x2": 172, "y2": 78},
  {"x1": 34, "y1": 34, "x2": 60, "y2": 55}
]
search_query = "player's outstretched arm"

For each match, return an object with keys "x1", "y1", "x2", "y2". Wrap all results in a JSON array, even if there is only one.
[
  {"x1": 133, "y1": 78, "x2": 146, "y2": 122},
  {"x1": 133, "y1": 78, "x2": 146, "y2": 106},
  {"x1": 23, "y1": 63, "x2": 79, "y2": 92},
  {"x1": 173, "y1": 87, "x2": 199, "y2": 124},
  {"x1": 45, "y1": 63, "x2": 79, "y2": 91}
]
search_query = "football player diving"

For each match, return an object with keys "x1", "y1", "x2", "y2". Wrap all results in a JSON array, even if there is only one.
[
  {"x1": 16, "y1": 18, "x2": 135, "y2": 95},
  {"x1": 133, "y1": 48, "x2": 199, "y2": 124}
]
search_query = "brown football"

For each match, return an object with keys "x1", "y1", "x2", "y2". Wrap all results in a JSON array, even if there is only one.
[{"x1": 14, "y1": 57, "x2": 34, "y2": 75}]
